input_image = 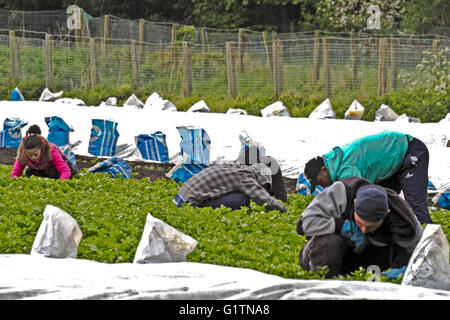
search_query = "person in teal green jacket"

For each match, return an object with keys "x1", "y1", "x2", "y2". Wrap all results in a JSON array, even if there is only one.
[{"x1": 304, "y1": 130, "x2": 432, "y2": 224}]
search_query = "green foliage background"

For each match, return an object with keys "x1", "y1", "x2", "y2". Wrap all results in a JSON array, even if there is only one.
[
  {"x1": 1, "y1": 164, "x2": 448, "y2": 284},
  {"x1": 0, "y1": 0, "x2": 447, "y2": 34}
]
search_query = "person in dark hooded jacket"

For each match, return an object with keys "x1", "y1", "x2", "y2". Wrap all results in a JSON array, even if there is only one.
[
  {"x1": 174, "y1": 162, "x2": 287, "y2": 212},
  {"x1": 296, "y1": 177, "x2": 423, "y2": 279}
]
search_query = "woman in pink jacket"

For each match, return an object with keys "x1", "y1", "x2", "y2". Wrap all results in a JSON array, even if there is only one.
[{"x1": 10, "y1": 125, "x2": 78, "y2": 180}]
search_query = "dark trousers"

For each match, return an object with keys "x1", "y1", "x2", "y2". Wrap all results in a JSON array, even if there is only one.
[
  {"x1": 192, "y1": 191, "x2": 250, "y2": 210},
  {"x1": 25, "y1": 158, "x2": 78, "y2": 179},
  {"x1": 298, "y1": 234, "x2": 391, "y2": 278},
  {"x1": 377, "y1": 137, "x2": 432, "y2": 224}
]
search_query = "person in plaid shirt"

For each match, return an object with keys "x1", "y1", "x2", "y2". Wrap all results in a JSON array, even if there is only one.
[{"x1": 174, "y1": 162, "x2": 287, "y2": 212}]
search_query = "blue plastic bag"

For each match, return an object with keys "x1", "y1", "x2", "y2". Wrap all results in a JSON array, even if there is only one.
[
  {"x1": 0, "y1": 118, "x2": 28, "y2": 149},
  {"x1": 436, "y1": 193, "x2": 450, "y2": 210},
  {"x1": 296, "y1": 172, "x2": 324, "y2": 196},
  {"x1": 170, "y1": 163, "x2": 208, "y2": 183},
  {"x1": 136, "y1": 132, "x2": 169, "y2": 163},
  {"x1": 177, "y1": 126, "x2": 211, "y2": 165},
  {"x1": 59, "y1": 144, "x2": 77, "y2": 166},
  {"x1": 88, "y1": 157, "x2": 132, "y2": 179},
  {"x1": 427, "y1": 180, "x2": 436, "y2": 191},
  {"x1": 10, "y1": 88, "x2": 25, "y2": 101},
  {"x1": 88, "y1": 119, "x2": 119, "y2": 156},
  {"x1": 239, "y1": 131, "x2": 265, "y2": 157},
  {"x1": 45, "y1": 116, "x2": 72, "y2": 147}
]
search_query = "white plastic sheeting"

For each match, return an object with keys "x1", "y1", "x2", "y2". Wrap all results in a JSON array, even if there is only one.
[
  {"x1": 375, "y1": 104, "x2": 400, "y2": 121},
  {"x1": 344, "y1": 100, "x2": 365, "y2": 120},
  {"x1": 187, "y1": 100, "x2": 210, "y2": 113},
  {"x1": 31, "y1": 205, "x2": 82, "y2": 259},
  {"x1": 260, "y1": 101, "x2": 290, "y2": 117},
  {"x1": 226, "y1": 108, "x2": 247, "y2": 115},
  {"x1": 144, "y1": 92, "x2": 177, "y2": 111},
  {"x1": 0, "y1": 100, "x2": 448, "y2": 188},
  {"x1": 308, "y1": 98, "x2": 335, "y2": 119},
  {"x1": 39, "y1": 88, "x2": 64, "y2": 102},
  {"x1": 133, "y1": 213, "x2": 198, "y2": 264},
  {"x1": 1, "y1": 254, "x2": 449, "y2": 300},
  {"x1": 1, "y1": 99, "x2": 450, "y2": 300},
  {"x1": 123, "y1": 94, "x2": 144, "y2": 109},
  {"x1": 402, "y1": 224, "x2": 450, "y2": 291}
]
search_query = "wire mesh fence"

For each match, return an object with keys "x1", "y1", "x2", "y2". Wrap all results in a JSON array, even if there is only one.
[
  {"x1": 2, "y1": 7, "x2": 449, "y2": 44},
  {"x1": 1, "y1": 8, "x2": 449, "y2": 99}
]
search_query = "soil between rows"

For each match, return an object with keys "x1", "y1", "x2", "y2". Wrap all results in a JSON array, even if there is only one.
[{"x1": 0, "y1": 148, "x2": 298, "y2": 194}]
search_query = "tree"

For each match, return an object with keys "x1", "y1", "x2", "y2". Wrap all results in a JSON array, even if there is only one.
[
  {"x1": 306, "y1": 0, "x2": 406, "y2": 32},
  {"x1": 190, "y1": 0, "x2": 306, "y2": 31},
  {"x1": 401, "y1": 0, "x2": 450, "y2": 34}
]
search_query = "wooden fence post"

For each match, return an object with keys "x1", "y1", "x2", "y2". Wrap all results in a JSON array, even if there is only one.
[
  {"x1": 103, "y1": 15, "x2": 110, "y2": 52},
  {"x1": 182, "y1": 41, "x2": 193, "y2": 97},
  {"x1": 131, "y1": 40, "x2": 139, "y2": 89},
  {"x1": 350, "y1": 32, "x2": 358, "y2": 89},
  {"x1": 273, "y1": 39, "x2": 284, "y2": 97},
  {"x1": 78, "y1": 9, "x2": 87, "y2": 47},
  {"x1": 75, "y1": 11, "x2": 81, "y2": 46},
  {"x1": 201, "y1": 28, "x2": 208, "y2": 53},
  {"x1": 238, "y1": 28, "x2": 245, "y2": 73},
  {"x1": 433, "y1": 36, "x2": 441, "y2": 65},
  {"x1": 389, "y1": 37, "x2": 397, "y2": 91},
  {"x1": 45, "y1": 34, "x2": 54, "y2": 89},
  {"x1": 9, "y1": 30, "x2": 20, "y2": 83},
  {"x1": 90, "y1": 38, "x2": 97, "y2": 89},
  {"x1": 312, "y1": 30, "x2": 320, "y2": 83},
  {"x1": 262, "y1": 31, "x2": 273, "y2": 77},
  {"x1": 171, "y1": 23, "x2": 178, "y2": 48},
  {"x1": 201, "y1": 27, "x2": 209, "y2": 72},
  {"x1": 138, "y1": 19, "x2": 145, "y2": 63},
  {"x1": 322, "y1": 37, "x2": 331, "y2": 98},
  {"x1": 377, "y1": 38, "x2": 387, "y2": 97},
  {"x1": 226, "y1": 41, "x2": 237, "y2": 98},
  {"x1": 272, "y1": 31, "x2": 277, "y2": 41}
]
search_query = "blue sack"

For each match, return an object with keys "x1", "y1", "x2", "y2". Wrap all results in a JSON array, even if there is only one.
[
  {"x1": 45, "y1": 116, "x2": 72, "y2": 147},
  {"x1": 436, "y1": 193, "x2": 450, "y2": 210},
  {"x1": 239, "y1": 131, "x2": 266, "y2": 157},
  {"x1": 170, "y1": 163, "x2": 208, "y2": 183},
  {"x1": 88, "y1": 157, "x2": 132, "y2": 179},
  {"x1": 135, "y1": 132, "x2": 169, "y2": 163},
  {"x1": 10, "y1": 88, "x2": 25, "y2": 101},
  {"x1": 427, "y1": 180, "x2": 436, "y2": 191},
  {"x1": 433, "y1": 184, "x2": 450, "y2": 210},
  {"x1": 88, "y1": 119, "x2": 119, "y2": 156},
  {"x1": 0, "y1": 118, "x2": 28, "y2": 149},
  {"x1": 59, "y1": 144, "x2": 77, "y2": 166},
  {"x1": 177, "y1": 126, "x2": 211, "y2": 165},
  {"x1": 296, "y1": 172, "x2": 324, "y2": 196}
]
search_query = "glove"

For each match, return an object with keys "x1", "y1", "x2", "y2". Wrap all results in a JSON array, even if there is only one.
[
  {"x1": 383, "y1": 266, "x2": 407, "y2": 280},
  {"x1": 340, "y1": 220, "x2": 368, "y2": 254}
]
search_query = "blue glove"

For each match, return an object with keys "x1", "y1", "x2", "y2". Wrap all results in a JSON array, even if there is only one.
[
  {"x1": 383, "y1": 266, "x2": 407, "y2": 280},
  {"x1": 340, "y1": 220, "x2": 367, "y2": 253}
]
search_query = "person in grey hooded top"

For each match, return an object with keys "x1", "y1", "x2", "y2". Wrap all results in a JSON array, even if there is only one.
[
  {"x1": 174, "y1": 162, "x2": 287, "y2": 212},
  {"x1": 296, "y1": 177, "x2": 423, "y2": 278}
]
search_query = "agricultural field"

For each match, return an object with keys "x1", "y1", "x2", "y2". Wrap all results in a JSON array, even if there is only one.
[{"x1": 1, "y1": 159, "x2": 448, "y2": 284}]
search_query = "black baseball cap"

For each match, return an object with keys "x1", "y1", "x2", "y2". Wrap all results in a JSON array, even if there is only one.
[
  {"x1": 355, "y1": 184, "x2": 389, "y2": 222},
  {"x1": 304, "y1": 156, "x2": 324, "y2": 193}
]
